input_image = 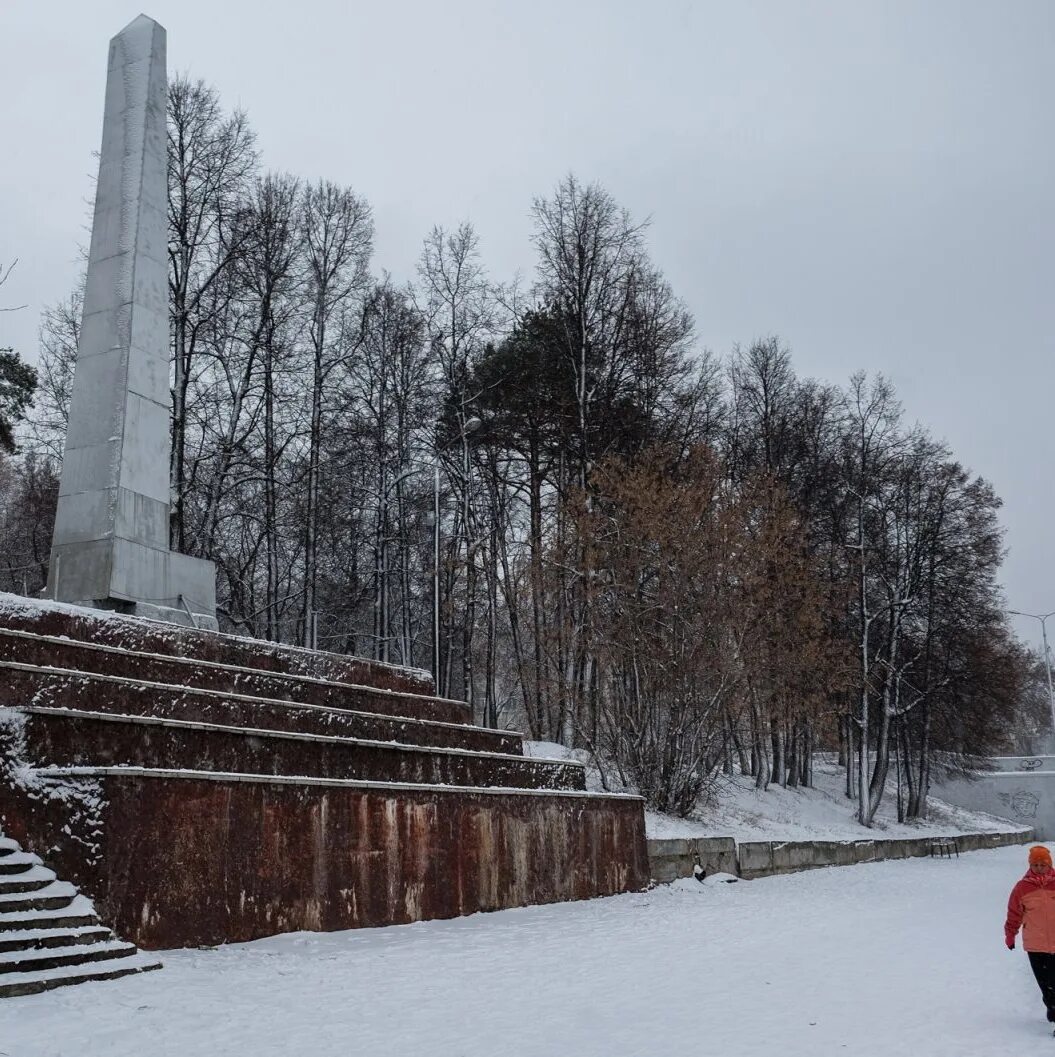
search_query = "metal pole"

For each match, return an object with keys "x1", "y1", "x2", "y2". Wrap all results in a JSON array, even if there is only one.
[
  {"x1": 381, "y1": 520, "x2": 388, "y2": 663},
  {"x1": 1010, "y1": 609, "x2": 1055, "y2": 741},
  {"x1": 1042, "y1": 616, "x2": 1055, "y2": 736},
  {"x1": 433, "y1": 462, "x2": 441, "y2": 690},
  {"x1": 379, "y1": 481, "x2": 388, "y2": 664},
  {"x1": 430, "y1": 417, "x2": 480, "y2": 696}
]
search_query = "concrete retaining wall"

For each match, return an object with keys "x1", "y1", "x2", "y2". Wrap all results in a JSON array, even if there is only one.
[
  {"x1": 646, "y1": 837, "x2": 738, "y2": 883},
  {"x1": 3, "y1": 768, "x2": 650, "y2": 949},
  {"x1": 737, "y1": 829, "x2": 1031, "y2": 878},
  {"x1": 649, "y1": 828, "x2": 1032, "y2": 883},
  {"x1": 0, "y1": 595, "x2": 650, "y2": 950}
]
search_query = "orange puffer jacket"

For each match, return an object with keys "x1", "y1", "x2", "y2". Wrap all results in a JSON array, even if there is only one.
[{"x1": 1006, "y1": 870, "x2": 1055, "y2": 952}]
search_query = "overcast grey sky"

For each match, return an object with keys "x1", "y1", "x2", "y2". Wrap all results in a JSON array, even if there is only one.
[{"x1": 1, "y1": 1, "x2": 1052, "y2": 640}]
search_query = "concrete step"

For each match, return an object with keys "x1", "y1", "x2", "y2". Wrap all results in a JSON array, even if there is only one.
[
  {"x1": 15, "y1": 707, "x2": 586, "y2": 791},
  {"x1": 0, "y1": 598, "x2": 433, "y2": 695},
  {"x1": 0, "y1": 851, "x2": 43, "y2": 875},
  {"x1": 0, "y1": 864, "x2": 56, "y2": 894},
  {"x1": 0, "y1": 833, "x2": 159, "y2": 998},
  {"x1": 0, "y1": 925, "x2": 111, "y2": 954},
  {"x1": 0, "y1": 644, "x2": 470, "y2": 725},
  {"x1": 0, "y1": 938, "x2": 136, "y2": 974},
  {"x1": 0, "y1": 950, "x2": 161, "y2": 998},
  {"x1": 0, "y1": 660, "x2": 519, "y2": 754},
  {"x1": 0, "y1": 894, "x2": 98, "y2": 933},
  {"x1": 0, "y1": 880, "x2": 77, "y2": 915}
]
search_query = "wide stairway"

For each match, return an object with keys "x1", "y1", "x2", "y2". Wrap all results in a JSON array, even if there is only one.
[
  {"x1": 0, "y1": 594, "x2": 646, "y2": 960},
  {"x1": 0, "y1": 834, "x2": 159, "y2": 998},
  {"x1": 0, "y1": 611, "x2": 582, "y2": 791}
]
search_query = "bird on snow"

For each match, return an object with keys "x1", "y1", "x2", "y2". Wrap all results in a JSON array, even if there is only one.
[{"x1": 692, "y1": 852, "x2": 706, "y2": 883}]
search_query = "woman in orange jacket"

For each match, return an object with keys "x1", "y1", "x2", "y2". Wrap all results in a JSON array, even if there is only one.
[{"x1": 1006, "y1": 845, "x2": 1055, "y2": 1023}]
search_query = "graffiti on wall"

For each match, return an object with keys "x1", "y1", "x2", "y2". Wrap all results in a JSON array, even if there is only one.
[{"x1": 997, "y1": 789, "x2": 1041, "y2": 819}]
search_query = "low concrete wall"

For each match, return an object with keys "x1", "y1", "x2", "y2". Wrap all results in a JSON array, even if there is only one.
[
  {"x1": 647, "y1": 837, "x2": 737, "y2": 883},
  {"x1": 737, "y1": 829, "x2": 1032, "y2": 879},
  {"x1": 649, "y1": 829, "x2": 1032, "y2": 882}
]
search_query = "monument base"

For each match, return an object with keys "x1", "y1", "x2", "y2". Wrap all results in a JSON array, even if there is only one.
[
  {"x1": 0, "y1": 594, "x2": 648, "y2": 950},
  {"x1": 47, "y1": 539, "x2": 218, "y2": 631},
  {"x1": 129, "y1": 601, "x2": 218, "y2": 631}
]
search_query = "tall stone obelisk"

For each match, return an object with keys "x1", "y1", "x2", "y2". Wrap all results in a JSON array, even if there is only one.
[{"x1": 47, "y1": 15, "x2": 217, "y2": 630}]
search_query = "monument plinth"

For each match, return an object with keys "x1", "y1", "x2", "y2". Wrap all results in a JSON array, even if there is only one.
[{"x1": 47, "y1": 15, "x2": 216, "y2": 630}]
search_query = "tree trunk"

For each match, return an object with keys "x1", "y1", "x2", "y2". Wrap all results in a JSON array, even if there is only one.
[
  {"x1": 844, "y1": 715, "x2": 856, "y2": 799},
  {"x1": 302, "y1": 327, "x2": 324, "y2": 647}
]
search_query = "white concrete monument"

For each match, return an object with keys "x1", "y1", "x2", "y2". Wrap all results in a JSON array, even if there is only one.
[{"x1": 46, "y1": 15, "x2": 217, "y2": 630}]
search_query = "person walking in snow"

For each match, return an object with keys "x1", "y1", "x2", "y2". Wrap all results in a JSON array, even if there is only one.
[{"x1": 1006, "y1": 845, "x2": 1055, "y2": 1023}]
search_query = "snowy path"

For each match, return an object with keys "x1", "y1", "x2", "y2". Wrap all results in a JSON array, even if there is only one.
[{"x1": 0, "y1": 844, "x2": 1043, "y2": 1057}]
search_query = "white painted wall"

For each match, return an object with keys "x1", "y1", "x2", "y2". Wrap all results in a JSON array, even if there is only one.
[{"x1": 935, "y1": 759, "x2": 1055, "y2": 839}]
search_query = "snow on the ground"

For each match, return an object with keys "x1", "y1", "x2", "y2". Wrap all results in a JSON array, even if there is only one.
[
  {"x1": 1, "y1": 845, "x2": 1046, "y2": 1057},
  {"x1": 678, "y1": 760, "x2": 1025, "y2": 842},
  {"x1": 524, "y1": 742, "x2": 1025, "y2": 841}
]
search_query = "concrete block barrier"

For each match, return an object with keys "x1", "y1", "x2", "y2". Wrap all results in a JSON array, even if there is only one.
[
  {"x1": 647, "y1": 837, "x2": 737, "y2": 883},
  {"x1": 649, "y1": 828, "x2": 1032, "y2": 882}
]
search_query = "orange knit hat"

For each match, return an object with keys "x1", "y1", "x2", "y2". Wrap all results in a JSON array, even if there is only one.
[{"x1": 1029, "y1": 845, "x2": 1052, "y2": 867}]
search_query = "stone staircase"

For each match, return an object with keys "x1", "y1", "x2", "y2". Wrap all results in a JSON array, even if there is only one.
[
  {"x1": 0, "y1": 835, "x2": 160, "y2": 998},
  {"x1": 0, "y1": 595, "x2": 647, "y2": 955}
]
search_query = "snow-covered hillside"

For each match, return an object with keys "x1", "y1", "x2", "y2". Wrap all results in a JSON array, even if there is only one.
[
  {"x1": 4, "y1": 845, "x2": 1046, "y2": 1056},
  {"x1": 524, "y1": 743, "x2": 1025, "y2": 841}
]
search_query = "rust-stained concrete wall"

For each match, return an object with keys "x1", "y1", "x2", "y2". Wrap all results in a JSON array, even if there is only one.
[
  {"x1": 2, "y1": 769, "x2": 648, "y2": 949},
  {"x1": 11, "y1": 707, "x2": 583, "y2": 791},
  {"x1": 0, "y1": 595, "x2": 651, "y2": 950},
  {"x1": 0, "y1": 663, "x2": 500, "y2": 749},
  {"x1": 0, "y1": 635, "x2": 468, "y2": 724}
]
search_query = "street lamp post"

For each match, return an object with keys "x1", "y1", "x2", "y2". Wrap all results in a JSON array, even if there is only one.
[
  {"x1": 432, "y1": 462, "x2": 441, "y2": 686},
  {"x1": 1009, "y1": 609, "x2": 1055, "y2": 738},
  {"x1": 376, "y1": 415, "x2": 483, "y2": 690},
  {"x1": 432, "y1": 415, "x2": 483, "y2": 702}
]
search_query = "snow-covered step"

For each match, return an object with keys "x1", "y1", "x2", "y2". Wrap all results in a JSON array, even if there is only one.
[
  {"x1": 0, "y1": 938, "x2": 136, "y2": 974},
  {"x1": 0, "y1": 835, "x2": 159, "y2": 999},
  {"x1": 0, "y1": 925, "x2": 110, "y2": 954},
  {"x1": 0, "y1": 950, "x2": 161, "y2": 999},
  {"x1": 0, "y1": 864, "x2": 56, "y2": 894},
  {"x1": 0, "y1": 894, "x2": 98, "y2": 933},
  {"x1": 0, "y1": 850, "x2": 43, "y2": 875},
  {"x1": 0, "y1": 880, "x2": 77, "y2": 914}
]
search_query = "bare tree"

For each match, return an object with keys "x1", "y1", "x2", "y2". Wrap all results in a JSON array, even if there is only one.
[
  {"x1": 243, "y1": 174, "x2": 303, "y2": 641},
  {"x1": 299, "y1": 180, "x2": 373, "y2": 645},
  {"x1": 418, "y1": 223, "x2": 503, "y2": 700},
  {"x1": 25, "y1": 281, "x2": 82, "y2": 461},
  {"x1": 168, "y1": 76, "x2": 257, "y2": 549},
  {"x1": 0, "y1": 259, "x2": 27, "y2": 313}
]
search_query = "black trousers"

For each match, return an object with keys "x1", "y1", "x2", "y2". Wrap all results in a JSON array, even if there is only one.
[{"x1": 1028, "y1": 952, "x2": 1055, "y2": 1009}]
